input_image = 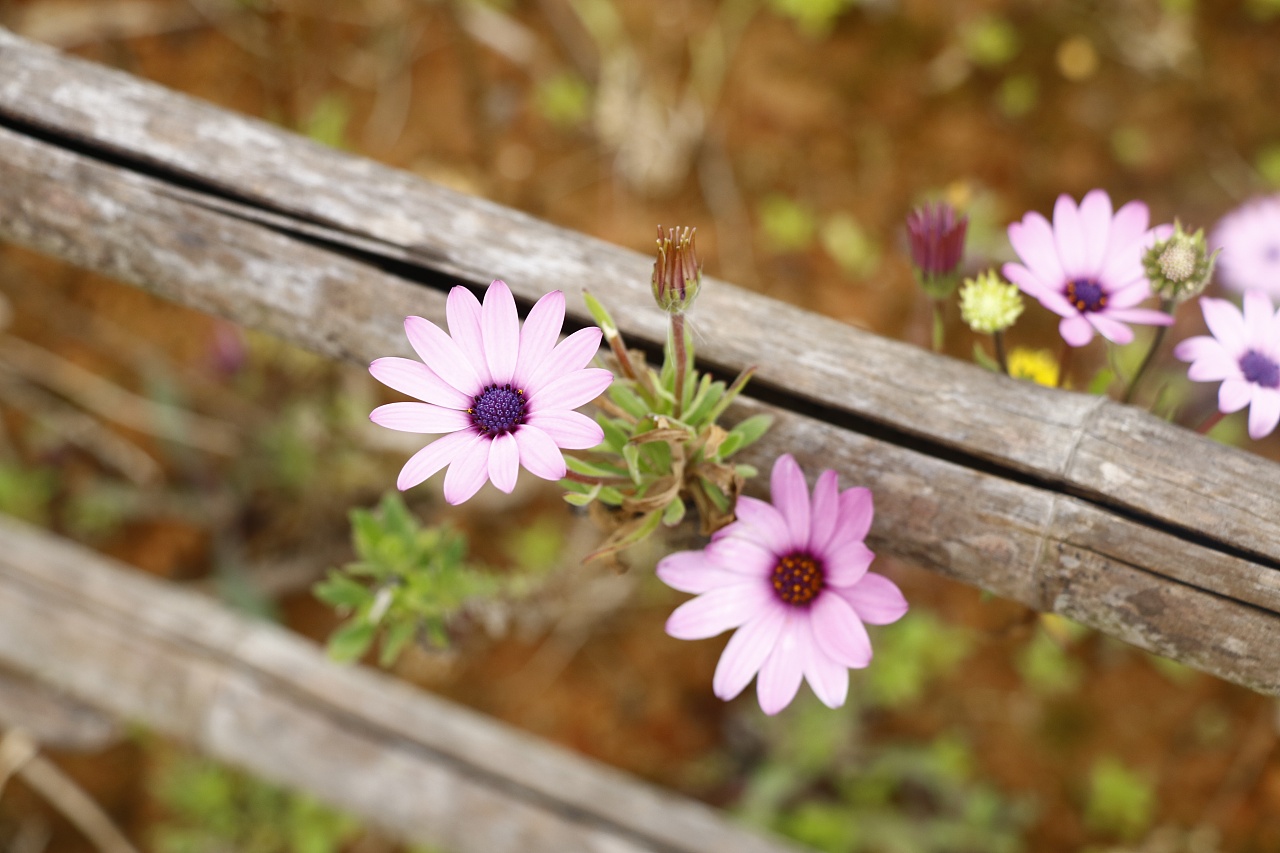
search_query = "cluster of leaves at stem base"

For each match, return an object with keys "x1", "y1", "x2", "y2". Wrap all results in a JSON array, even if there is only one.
[
  {"x1": 313, "y1": 492, "x2": 511, "y2": 666},
  {"x1": 565, "y1": 293, "x2": 772, "y2": 564}
]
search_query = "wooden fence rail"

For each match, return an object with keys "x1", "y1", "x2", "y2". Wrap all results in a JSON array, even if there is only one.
[{"x1": 0, "y1": 25, "x2": 1279, "y2": 846}]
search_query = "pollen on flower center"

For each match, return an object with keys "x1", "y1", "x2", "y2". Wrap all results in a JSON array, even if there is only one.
[
  {"x1": 771, "y1": 552, "x2": 824, "y2": 607},
  {"x1": 1065, "y1": 278, "x2": 1108, "y2": 313},
  {"x1": 469, "y1": 384, "x2": 527, "y2": 435},
  {"x1": 1239, "y1": 350, "x2": 1280, "y2": 389}
]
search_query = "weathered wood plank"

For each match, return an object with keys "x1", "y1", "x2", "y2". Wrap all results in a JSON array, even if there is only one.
[
  {"x1": 0, "y1": 514, "x2": 806, "y2": 853},
  {"x1": 1, "y1": 27, "x2": 1276, "y2": 573},
  {"x1": 2, "y1": 122, "x2": 1278, "y2": 697}
]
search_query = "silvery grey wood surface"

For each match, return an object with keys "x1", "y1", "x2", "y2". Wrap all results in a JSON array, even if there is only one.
[
  {"x1": 0, "y1": 27, "x2": 1279, "y2": 839},
  {"x1": 0, "y1": 514, "x2": 806, "y2": 853}
]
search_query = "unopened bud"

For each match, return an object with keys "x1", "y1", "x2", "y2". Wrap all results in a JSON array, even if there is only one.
[
  {"x1": 1145, "y1": 220, "x2": 1218, "y2": 302},
  {"x1": 959, "y1": 270, "x2": 1024, "y2": 334},
  {"x1": 652, "y1": 226, "x2": 701, "y2": 314},
  {"x1": 906, "y1": 202, "x2": 968, "y2": 299}
]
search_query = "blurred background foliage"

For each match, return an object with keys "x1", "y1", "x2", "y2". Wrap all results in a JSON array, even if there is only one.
[{"x1": 1, "y1": 0, "x2": 1280, "y2": 851}]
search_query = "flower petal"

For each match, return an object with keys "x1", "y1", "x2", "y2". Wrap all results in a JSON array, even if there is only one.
[
  {"x1": 443, "y1": 433, "x2": 492, "y2": 504},
  {"x1": 487, "y1": 432, "x2": 519, "y2": 494},
  {"x1": 657, "y1": 550, "x2": 744, "y2": 594},
  {"x1": 369, "y1": 357, "x2": 471, "y2": 410},
  {"x1": 733, "y1": 496, "x2": 792, "y2": 553},
  {"x1": 1184, "y1": 342, "x2": 1240, "y2": 382},
  {"x1": 706, "y1": 535, "x2": 776, "y2": 577},
  {"x1": 1220, "y1": 377, "x2": 1253, "y2": 413},
  {"x1": 837, "y1": 572, "x2": 909, "y2": 625},
  {"x1": 810, "y1": 592, "x2": 873, "y2": 669},
  {"x1": 514, "y1": 290, "x2": 565, "y2": 387},
  {"x1": 513, "y1": 424, "x2": 567, "y2": 481},
  {"x1": 1003, "y1": 264, "x2": 1075, "y2": 317},
  {"x1": 800, "y1": 619, "x2": 849, "y2": 709},
  {"x1": 756, "y1": 619, "x2": 804, "y2": 715},
  {"x1": 1052, "y1": 194, "x2": 1088, "y2": 280},
  {"x1": 1243, "y1": 290, "x2": 1276, "y2": 344},
  {"x1": 1104, "y1": 307, "x2": 1174, "y2": 327},
  {"x1": 1078, "y1": 189, "x2": 1114, "y2": 273},
  {"x1": 1249, "y1": 388, "x2": 1280, "y2": 439},
  {"x1": 807, "y1": 469, "x2": 841, "y2": 553},
  {"x1": 831, "y1": 487, "x2": 874, "y2": 547},
  {"x1": 713, "y1": 606, "x2": 787, "y2": 701},
  {"x1": 1087, "y1": 313, "x2": 1135, "y2": 346},
  {"x1": 770, "y1": 454, "x2": 811, "y2": 550},
  {"x1": 1008, "y1": 213, "x2": 1065, "y2": 289},
  {"x1": 370, "y1": 402, "x2": 470, "y2": 433},
  {"x1": 525, "y1": 328, "x2": 602, "y2": 393},
  {"x1": 665, "y1": 581, "x2": 772, "y2": 640},
  {"x1": 397, "y1": 429, "x2": 478, "y2": 491},
  {"x1": 526, "y1": 410, "x2": 604, "y2": 450},
  {"x1": 1059, "y1": 314, "x2": 1095, "y2": 347},
  {"x1": 529, "y1": 368, "x2": 613, "y2": 413},
  {"x1": 1201, "y1": 297, "x2": 1246, "y2": 347},
  {"x1": 1105, "y1": 200, "x2": 1151, "y2": 260},
  {"x1": 824, "y1": 540, "x2": 875, "y2": 587},
  {"x1": 482, "y1": 280, "x2": 520, "y2": 385},
  {"x1": 404, "y1": 315, "x2": 482, "y2": 396},
  {"x1": 446, "y1": 286, "x2": 491, "y2": 387}
]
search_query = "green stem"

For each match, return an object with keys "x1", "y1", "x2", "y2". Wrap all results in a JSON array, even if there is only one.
[
  {"x1": 1122, "y1": 298, "x2": 1175, "y2": 405},
  {"x1": 931, "y1": 300, "x2": 945, "y2": 353},
  {"x1": 1056, "y1": 341, "x2": 1073, "y2": 389},
  {"x1": 1196, "y1": 409, "x2": 1227, "y2": 436},
  {"x1": 993, "y1": 330, "x2": 1009, "y2": 375},
  {"x1": 672, "y1": 312, "x2": 688, "y2": 419}
]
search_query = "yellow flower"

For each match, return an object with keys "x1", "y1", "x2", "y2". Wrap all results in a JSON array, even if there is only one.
[{"x1": 1007, "y1": 347, "x2": 1059, "y2": 387}]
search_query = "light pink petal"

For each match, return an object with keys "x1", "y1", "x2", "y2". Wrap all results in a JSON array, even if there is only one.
[
  {"x1": 770, "y1": 454, "x2": 811, "y2": 550},
  {"x1": 446, "y1": 286, "x2": 492, "y2": 387},
  {"x1": 1173, "y1": 335, "x2": 1218, "y2": 364},
  {"x1": 1107, "y1": 279, "x2": 1153, "y2": 309},
  {"x1": 706, "y1": 535, "x2": 776, "y2": 577},
  {"x1": 481, "y1": 280, "x2": 520, "y2": 385},
  {"x1": 1220, "y1": 377, "x2": 1253, "y2": 413},
  {"x1": 665, "y1": 581, "x2": 773, "y2": 640},
  {"x1": 824, "y1": 540, "x2": 875, "y2": 588},
  {"x1": 1201, "y1": 297, "x2": 1246, "y2": 346},
  {"x1": 443, "y1": 433, "x2": 493, "y2": 504},
  {"x1": 756, "y1": 620, "x2": 804, "y2": 715},
  {"x1": 529, "y1": 368, "x2": 613, "y2": 413},
  {"x1": 810, "y1": 592, "x2": 873, "y2": 669},
  {"x1": 487, "y1": 432, "x2": 519, "y2": 493},
  {"x1": 513, "y1": 290, "x2": 565, "y2": 387},
  {"x1": 369, "y1": 357, "x2": 472, "y2": 410},
  {"x1": 1186, "y1": 347, "x2": 1240, "y2": 382},
  {"x1": 370, "y1": 402, "x2": 471, "y2": 433},
  {"x1": 525, "y1": 328, "x2": 603, "y2": 393},
  {"x1": 800, "y1": 619, "x2": 849, "y2": 709},
  {"x1": 713, "y1": 607, "x2": 787, "y2": 701},
  {"x1": 513, "y1": 424, "x2": 567, "y2": 481},
  {"x1": 1060, "y1": 314, "x2": 1095, "y2": 347},
  {"x1": 837, "y1": 573, "x2": 909, "y2": 625},
  {"x1": 733, "y1": 496, "x2": 792, "y2": 553},
  {"x1": 1007, "y1": 213, "x2": 1065, "y2": 288},
  {"x1": 1087, "y1": 313, "x2": 1135, "y2": 346},
  {"x1": 838, "y1": 487, "x2": 874, "y2": 542},
  {"x1": 1249, "y1": 388, "x2": 1280, "y2": 439},
  {"x1": 1052, "y1": 194, "x2": 1088, "y2": 280},
  {"x1": 657, "y1": 550, "x2": 744, "y2": 594},
  {"x1": 807, "y1": 470, "x2": 841, "y2": 553},
  {"x1": 397, "y1": 429, "x2": 479, "y2": 491},
  {"x1": 1077, "y1": 189, "x2": 1114, "y2": 272},
  {"x1": 1102, "y1": 200, "x2": 1152, "y2": 265},
  {"x1": 404, "y1": 315, "x2": 483, "y2": 396},
  {"x1": 526, "y1": 410, "x2": 604, "y2": 450},
  {"x1": 1104, "y1": 307, "x2": 1175, "y2": 327},
  {"x1": 1243, "y1": 290, "x2": 1276, "y2": 343},
  {"x1": 1003, "y1": 264, "x2": 1075, "y2": 317}
]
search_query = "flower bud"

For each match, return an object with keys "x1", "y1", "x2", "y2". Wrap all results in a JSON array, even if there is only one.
[
  {"x1": 652, "y1": 226, "x2": 701, "y2": 314},
  {"x1": 1144, "y1": 220, "x2": 1219, "y2": 302},
  {"x1": 959, "y1": 270, "x2": 1024, "y2": 334},
  {"x1": 906, "y1": 202, "x2": 968, "y2": 298}
]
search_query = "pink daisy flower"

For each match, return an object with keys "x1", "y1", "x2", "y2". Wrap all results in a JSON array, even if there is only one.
[
  {"x1": 1174, "y1": 292, "x2": 1280, "y2": 439},
  {"x1": 1211, "y1": 195, "x2": 1280, "y2": 298},
  {"x1": 657, "y1": 455, "x2": 908, "y2": 715},
  {"x1": 369, "y1": 280, "x2": 611, "y2": 504},
  {"x1": 1003, "y1": 189, "x2": 1173, "y2": 347}
]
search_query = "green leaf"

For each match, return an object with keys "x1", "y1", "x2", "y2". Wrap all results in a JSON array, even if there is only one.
[
  {"x1": 724, "y1": 414, "x2": 773, "y2": 457},
  {"x1": 972, "y1": 342, "x2": 1001, "y2": 372},
  {"x1": 1087, "y1": 366, "x2": 1117, "y2": 396},
  {"x1": 563, "y1": 482, "x2": 602, "y2": 506},
  {"x1": 598, "y1": 486, "x2": 626, "y2": 506},
  {"x1": 597, "y1": 415, "x2": 629, "y2": 452},
  {"x1": 700, "y1": 477, "x2": 730, "y2": 512},
  {"x1": 662, "y1": 497, "x2": 687, "y2": 527},
  {"x1": 566, "y1": 456, "x2": 628, "y2": 478},
  {"x1": 327, "y1": 620, "x2": 376, "y2": 663},
  {"x1": 734, "y1": 464, "x2": 758, "y2": 479},
  {"x1": 622, "y1": 443, "x2": 642, "y2": 483},
  {"x1": 378, "y1": 619, "x2": 417, "y2": 668},
  {"x1": 312, "y1": 573, "x2": 371, "y2": 609},
  {"x1": 609, "y1": 383, "x2": 651, "y2": 419},
  {"x1": 583, "y1": 291, "x2": 618, "y2": 337}
]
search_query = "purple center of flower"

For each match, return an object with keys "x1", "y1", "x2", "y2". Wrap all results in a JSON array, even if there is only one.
[
  {"x1": 1239, "y1": 350, "x2": 1280, "y2": 389},
  {"x1": 1066, "y1": 278, "x2": 1108, "y2": 313},
  {"x1": 1266, "y1": 245, "x2": 1280, "y2": 264},
  {"x1": 771, "y1": 552, "x2": 824, "y2": 607},
  {"x1": 469, "y1": 384, "x2": 527, "y2": 435}
]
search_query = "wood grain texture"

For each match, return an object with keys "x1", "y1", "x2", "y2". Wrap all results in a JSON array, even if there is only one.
[
  {"x1": 1, "y1": 122, "x2": 1278, "y2": 698},
  {"x1": 2, "y1": 28, "x2": 1278, "y2": 571},
  {"x1": 0, "y1": 514, "x2": 806, "y2": 853}
]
